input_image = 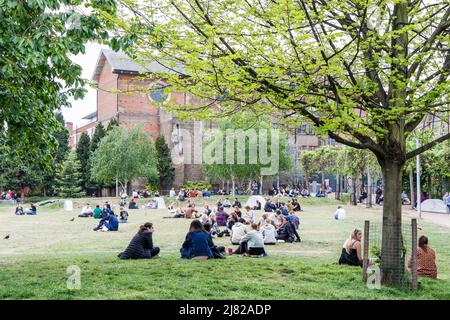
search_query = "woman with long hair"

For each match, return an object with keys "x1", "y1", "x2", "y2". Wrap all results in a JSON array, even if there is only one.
[
  {"x1": 118, "y1": 223, "x2": 160, "y2": 259},
  {"x1": 180, "y1": 220, "x2": 213, "y2": 259},
  {"x1": 338, "y1": 229, "x2": 363, "y2": 267}
]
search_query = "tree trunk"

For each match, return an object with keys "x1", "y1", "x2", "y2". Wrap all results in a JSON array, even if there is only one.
[
  {"x1": 380, "y1": 160, "x2": 405, "y2": 286},
  {"x1": 231, "y1": 177, "x2": 235, "y2": 197},
  {"x1": 366, "y1": 172, "x2": 372, "y2": 208},
  {"x1": 350, "y1": 177, "x2": 357, "y2": 205},
  {"x1": 409, "y1": 168, "x2": 415, "y2": 209},
  {"x1": 20, "y1": 185, "x2": 26, "y2": 200},
  {"x1": 259, "y1": 176, "x2": 263, "y2": 195},
  {"x1": 335, "y1": 174, "x2": 340, "y2": 200}
]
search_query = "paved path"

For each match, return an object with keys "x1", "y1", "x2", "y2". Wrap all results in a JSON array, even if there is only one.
[{"x1": 403, "y1": 207, "x2": 450, "y2": 229}]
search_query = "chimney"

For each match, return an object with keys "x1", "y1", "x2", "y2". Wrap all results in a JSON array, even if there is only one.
[{"x1": 66, "y1": 121, "x2": 74, "y2": 133}]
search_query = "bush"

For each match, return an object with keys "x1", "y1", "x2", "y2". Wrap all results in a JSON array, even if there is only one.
[{"x1": 182, "y1": 181, "x2": 212, "y2": 190}]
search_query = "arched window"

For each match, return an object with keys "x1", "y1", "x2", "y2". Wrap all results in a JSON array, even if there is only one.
[{"x1": 148, "y1": 82, "x2": 169, "y2": 103}]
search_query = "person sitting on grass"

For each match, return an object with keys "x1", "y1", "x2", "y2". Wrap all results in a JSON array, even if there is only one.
[
  {"x1": 408, "y1": 235, "x2": 437, "y2": 279},
  {"x1": 289, "y1": 211, "x2": 300, "y2": 230},
  {"x1": 276, "y1": 216, "x2": 301, "y2": 243},
  {"x1": 119, "y1": 207, "x2": 129, "y2": 223},
  {"x1": 231, "y1": 218, "x2": 247, "y2": 245},
  {"x1": 253, "y1": 199, "x2": 262, "y2": 210},
  {"x1": 261, "y1": 219, "x2": 277, "y2": 245},
  {"x1": 242, "y1": 205, "x2": 256, "y2": 223},
  {"x1": 203, "y1": 222, "x2": 225, "y2": 258},
  {"x1": 128, "y1": 198, "x2": 138, "y2": 210},
  {"x1": 269, "y1": 209, "x2": 283, "y2": 227},
  {"x1": 334, "y1": 206, "x2": 346, "y2": 220},
  {"x1": 338, "y1": 229, "x2": 363, "y2": 267},
  {"x1": 180, "y1": 220, "x2": 213, "y2": 259},
  {"x1": 15, "y1": 205, "x2": 24, "y2": 215},
  {"x1": 25, "y1": 203, "x2": 37, "y2": 215},
  {"x1": 93, "y1": 205, "x2": 103, "y2": 219},
  {"x1": 401, "y1": 191, "x2": 411, "y2": 205},
  {"x1": 223, "y1": 198, "x2": 231, "y2": 208},
  {"x1": 202, "y1": 204, "x2": 212, "y2": 216},
  {"x1": 143, "y1": 199, "x2": 158, "y2": 209},
  {"x1": 215, "y1": 206, "x2": 229, "y2": 227},
  {"x1": 185, "y1": 204, "x2": 199, "y2": 219},
  {"x1": 93, "y1": 211, "x2": 119, "y2": 232},
  {"x1": 232, "y1": 205, "x2": 243, "y2": 218},
  {"x1": 235, "y1": 223, "x2": 266, "y2": 257},
  {"x1": 257, "y1": 213, "x2": 269, "y2": 228},
  {"x1": 264, "y1": 199, "x2": 276, "y2": 212},
  {"x1": 102, "y1": 203, "x2": 112, "y2": 217},
  {"x1": 291, "y1": 198, "x2": 302, "y2": 212},
  {"x1": 233, "y1": 198, "x2": 242, "y2": 208},
  {"x1": 78, "y1": 203, "x2": 94, "y2": 218},
  {"x1": 118, "y1": 222, "x2": 160, "y2": 259}
]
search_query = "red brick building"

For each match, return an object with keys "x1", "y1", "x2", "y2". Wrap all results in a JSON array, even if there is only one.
[{"x1": 66, "y1": 49, "x2": 203, "y2": 188}]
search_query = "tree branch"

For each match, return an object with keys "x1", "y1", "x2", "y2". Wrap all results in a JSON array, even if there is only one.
[{"x1": 405, "y1": 132, "x2": 450, "y2": 159}]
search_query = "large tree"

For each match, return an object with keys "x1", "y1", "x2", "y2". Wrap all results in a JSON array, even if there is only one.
[
  {"x1": 90, "y1": 126, "x2": 159, "y2": 195},
  {"x1": 76, "y1": 132, "x2": 91, "y2": 192},
  {"x1": 155, "y1": 135, "x2": 175, "y2": 191},
  {"x1": 57, "y1": 150, "x2": 85, "y2": 198},
  {"x1": 101, "y1": 0, "x2": 450, "y2": 285},
  {"x1": 202, "y1": 115, "x2": 292, "y2": 195}
]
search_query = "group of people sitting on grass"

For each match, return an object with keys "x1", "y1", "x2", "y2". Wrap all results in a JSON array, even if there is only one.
[
  {"x1": 71, "y1": 202, "x2": 129, "y2": 232},
  {"x1": 338, "y1": 228, "x2": 438, "y2": 279},
  {"x1": 264, "y1": 198, "x2": 302, "y2": 214},
  {"x1": 14, "y1": 203, "x2": 37, "y2": 215}
]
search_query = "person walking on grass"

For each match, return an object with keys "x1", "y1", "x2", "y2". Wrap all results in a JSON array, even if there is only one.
[{"x1": 118, "y1": 223, "x2": 160, "y2": 259}]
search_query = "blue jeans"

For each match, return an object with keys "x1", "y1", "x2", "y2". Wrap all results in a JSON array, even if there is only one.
[{"x1": 25, "y1": 210, "x2": 36, "y2": 215}]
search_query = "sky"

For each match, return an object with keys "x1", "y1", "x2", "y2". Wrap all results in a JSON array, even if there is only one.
[{"x1": 62, "y1": 42, "x2": 108, "y2": 127}]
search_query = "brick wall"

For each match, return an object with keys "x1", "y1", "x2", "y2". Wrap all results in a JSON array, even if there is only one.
[{"x1": 97, "y1": 61, "x2": 118, "y2": 122}]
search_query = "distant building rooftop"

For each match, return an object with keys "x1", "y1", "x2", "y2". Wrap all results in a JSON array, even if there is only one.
[
  {"x1": 92, "y1": 49, "x2": 182, "y2": 82},
  {"x1": 82, "y1": 111, "x2": 97, "y2": 120}
]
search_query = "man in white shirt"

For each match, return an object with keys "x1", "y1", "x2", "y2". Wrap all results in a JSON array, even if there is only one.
[
  {"x1": 79, "y1": 203, "x2": 94, "y2": 217},
  {"x1": 334, "y1": 206, "x2": 346, "y2": 220}
]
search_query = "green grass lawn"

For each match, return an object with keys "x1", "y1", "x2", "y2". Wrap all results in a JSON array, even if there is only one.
[{"x1": 0, "y1": 196, "x2": 449, "y2": 299}]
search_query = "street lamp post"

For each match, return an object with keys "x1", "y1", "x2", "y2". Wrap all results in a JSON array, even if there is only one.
[{"x1": 415, "y1": 137, "x2": 421, "y2": 219}]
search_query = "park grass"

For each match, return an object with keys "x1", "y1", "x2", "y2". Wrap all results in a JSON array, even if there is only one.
[{"x1": 0, "y1": 196, "x2": 449, "y2": 300}]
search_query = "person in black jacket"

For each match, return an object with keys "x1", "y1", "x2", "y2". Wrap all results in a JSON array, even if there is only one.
[
  {"x1": 118, "y1": 223, "x2": 160, "y2": 259},
  {"x1": 276, "y1": 216, "x2": 301, "y2": 243},
  {"x1": 264, "y1": 199, "x2": 276, "y2": 212}
]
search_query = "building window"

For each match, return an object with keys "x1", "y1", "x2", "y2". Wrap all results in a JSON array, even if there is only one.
[{"x1": 148, "y1": 82, "x2": 169, "y2": 103}]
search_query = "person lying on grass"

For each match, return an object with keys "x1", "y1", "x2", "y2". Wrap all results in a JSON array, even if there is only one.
[
  {"x1": 180, "y1": 220, "x2": 213, "y2": 259},
  {"x1": 338, "y1": 229, "x2": 363, "y2": 267},
  {"x1": 118, "y1": 222, "x2": 160, "y2": 259},
  {"x1": 234, "y1": 223, "x2": 267, "y2": 257},
  {"x1": 408, "y1": 235, "x2": 437, "y2": 279},
  {"x1": 93, "y1": 211, "x2": 119, "y2": 232}
]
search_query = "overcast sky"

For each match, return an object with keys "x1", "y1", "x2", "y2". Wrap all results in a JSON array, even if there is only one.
[{"x1": 62, "y1": 42, "x2": 109, "y2": 127}]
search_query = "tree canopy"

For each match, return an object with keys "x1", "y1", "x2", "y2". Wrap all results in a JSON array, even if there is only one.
[{"x1": 90, "y1": 126, "x2": 159, "y2": 194}]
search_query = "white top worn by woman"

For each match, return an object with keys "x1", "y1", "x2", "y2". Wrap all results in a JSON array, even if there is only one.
[
  {"x1": 260, "y1": 224, "x2": 277, "y2": 244},
  {"x1": 231, "y1": 222, "x2": 247, "y2": 243},
  {"x1": 240, "y1": 230, "x2": 264, "y2": 249}
]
